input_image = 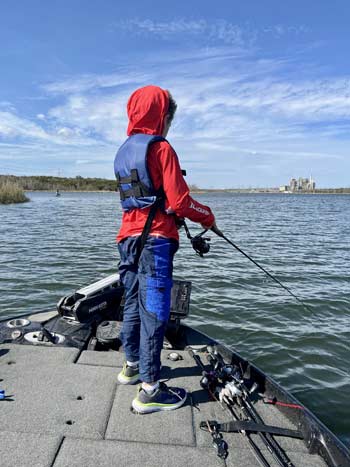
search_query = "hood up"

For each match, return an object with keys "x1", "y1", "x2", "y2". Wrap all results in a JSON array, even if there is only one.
[{"x1": 127, "y1": 85, "x2": 169, "y2": 136}]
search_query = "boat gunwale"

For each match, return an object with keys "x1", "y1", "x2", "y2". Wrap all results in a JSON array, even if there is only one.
[{"x1": 182, "y1": 324, "x2": 350, "y2": 467}]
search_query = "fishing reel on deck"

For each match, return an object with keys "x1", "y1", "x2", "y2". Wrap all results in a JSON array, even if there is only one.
[{"x1": 200, "y1": 347, "x2": 258, "y2": 404}]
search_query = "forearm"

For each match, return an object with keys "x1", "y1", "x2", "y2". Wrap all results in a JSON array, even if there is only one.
[
  {"x1": 170, "y1": 193, "x2": 215, "y2": 228},
  {"x1": 155, "y1": 143, "x2": 215, "y2": 228}
]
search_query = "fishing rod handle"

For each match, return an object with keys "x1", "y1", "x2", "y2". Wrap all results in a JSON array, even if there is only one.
[
  {"x1": 188, "y1": 349, "x2": 207, "y2": 371},
  {"x1": 210, "y1": 224, "x2": 225, "y2": 238},
  {"x1": 240, "y1": 396, "x2": 294, "y2": 467}
]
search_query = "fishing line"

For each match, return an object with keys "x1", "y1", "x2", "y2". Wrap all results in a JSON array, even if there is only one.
[{"x1": 208, "y1": 225, "x2": 313, "y2": 313}]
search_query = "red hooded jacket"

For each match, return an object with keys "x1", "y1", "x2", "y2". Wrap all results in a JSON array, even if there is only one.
[{"x1": 116, "y1": 85, "x2": 215, "y2": 242}]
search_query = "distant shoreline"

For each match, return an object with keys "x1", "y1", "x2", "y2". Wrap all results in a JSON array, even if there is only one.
[
  {"x1": 1, "y1": 175, "x2": 349, "y2": 194},
  {"x1": 23, "y1": 189, "x2": 350, "y2": 195}
]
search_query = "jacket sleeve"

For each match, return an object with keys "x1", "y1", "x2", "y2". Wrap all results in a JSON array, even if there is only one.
[{"x1": 157, "y1": 143, "x2": 215, "y2": 228}]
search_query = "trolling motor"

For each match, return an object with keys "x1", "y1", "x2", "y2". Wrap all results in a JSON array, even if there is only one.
[{"x1": 179, "y1": 219, "x2": 211, "y2": 257}]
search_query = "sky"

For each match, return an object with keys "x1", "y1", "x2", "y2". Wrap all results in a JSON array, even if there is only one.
[{"x1": 1, "y1": 0, "x2": 350, "y2": 188}]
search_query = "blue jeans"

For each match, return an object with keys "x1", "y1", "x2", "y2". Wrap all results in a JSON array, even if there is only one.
[{"x1": 117, "y1": 236, "x2": 179, "y2": 383}]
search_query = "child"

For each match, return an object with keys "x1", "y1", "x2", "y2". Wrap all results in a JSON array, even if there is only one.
[{"x1": 114, "y1": 85, "x2": 215, "y2": 413}]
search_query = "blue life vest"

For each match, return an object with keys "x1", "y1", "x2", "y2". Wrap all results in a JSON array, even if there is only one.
[{"x1": 114, "y1": 133, "x2": 166, "y2": 212}]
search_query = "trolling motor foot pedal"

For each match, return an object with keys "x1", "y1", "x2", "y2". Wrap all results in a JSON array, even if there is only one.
[{"x1": 96, "y1": 321, "x2": 122, "y2": 350}]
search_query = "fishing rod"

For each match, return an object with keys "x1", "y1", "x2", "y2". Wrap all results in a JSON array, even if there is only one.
[
  {"x1": 180, "y1": 219, "x2": 313, "y2": 313},
  {"x1": 190, "y1": 347, "x2": 301, "y2": 467},
  {"x1": 189, "y1": 349, "x2": 271, "y2": 467},
  {"x1": 209, "y1": 225, "x2": 313, "y2": 313},
  {"x1": 208, "y1": 347, "x2": 299, "y2": 467},
  {"x1": 206, "y1": 348, "x2": 297, "y2": 467}
]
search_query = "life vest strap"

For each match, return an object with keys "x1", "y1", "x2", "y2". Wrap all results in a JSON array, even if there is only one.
[{"x1": 116, "y1": 169, "x2": 154, "y2": 201}]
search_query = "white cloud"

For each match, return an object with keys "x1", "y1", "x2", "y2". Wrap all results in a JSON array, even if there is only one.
[
  {"x1": 40, "y1": 54, "x2": 350, "y2": 153},
  {"x1": 1, "y1": 21, "x2": 349, "y2": 185},
  {"x1": 0, "y1": 111, "x2": 49, "y2": 140},
  {"x1": 262, "y1": 25, "x2": 309, "y2": 37},
  {"x1": 56, "y1": 127, "x2": 77, "y2": 138},
  {"x1": 43, "y1": 71, "x2": 151, "y2": 94},
  {"x1": 75, "y1": 159, "x2": 90, "y2": 165},
  {"x1": 115, "y1": 18, "x2": 307, "y2": 47},
  {"x1": 0, "y1": 109, "x2": 104, "y2": 147},
  {"x1": 120, "y1": 18, "x2": 208, "y2": 36},
  {"x1": 48, "y1": 92, "x2": 128, "y2": 143}
]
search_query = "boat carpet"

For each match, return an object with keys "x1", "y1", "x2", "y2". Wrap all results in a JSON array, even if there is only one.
[
  {"x1": 53, "y1": 439, "x2": 222, "y2": 467},
  {"x1": 0, "y1": 345, "x2": 327, "y2": 466},
  {"x1": 0, "y1": 343, "x2": 79, "y2": 365},
  {"x1": 77, "y1": 349, "x2": 124, "y2": 367},
  {"x1": 0, "y1": 345, "x2": 117, "y2": 440},
  {"x1": 0, "y1": 431, "x2": 62, "y2": 467}
]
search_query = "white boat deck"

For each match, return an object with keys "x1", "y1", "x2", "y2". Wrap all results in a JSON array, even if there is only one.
[{"x1": 0, "y1": 342, "x2": 328, "y2": 467}]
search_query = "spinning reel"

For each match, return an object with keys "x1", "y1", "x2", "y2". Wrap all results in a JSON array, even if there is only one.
[
  {"x1": 179, "y1": 219, "x2": 211, "y2": 257},
  {"x1": 191, "y1": 231, "x2": 211, "y2": 257}
]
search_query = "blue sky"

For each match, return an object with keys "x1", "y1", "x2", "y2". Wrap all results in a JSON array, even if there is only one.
[{"x1": 1, "y1": 0, "x2": 350, "y2": 188}]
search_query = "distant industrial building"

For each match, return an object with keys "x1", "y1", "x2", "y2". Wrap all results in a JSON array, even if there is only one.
[{"x1": 279, "y1": 176, "x2": 316, "y2": 192}]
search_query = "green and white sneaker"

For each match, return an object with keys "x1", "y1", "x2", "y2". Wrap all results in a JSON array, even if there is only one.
[
  {"x1": 117, "y1": 362, "x2": 140, "y2": 385},
  {"x1": 132, "y1": 382, "x2": 187, "y2": 414}
]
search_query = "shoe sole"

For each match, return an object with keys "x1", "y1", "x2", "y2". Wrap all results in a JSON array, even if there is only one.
[
  {"x1": 118, "y1": 364, "x2": 163, "y2": 385},
  {"x1": 117, "y1": 373, "x2": 140, "y2": 385},
  {"x1": 131, "y1": 392, "x2": 187, "y2": 414}
]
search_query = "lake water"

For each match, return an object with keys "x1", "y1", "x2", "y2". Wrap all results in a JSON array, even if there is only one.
[{"x1": 0, "y1": 191, "x2": 349, "y2": 446}]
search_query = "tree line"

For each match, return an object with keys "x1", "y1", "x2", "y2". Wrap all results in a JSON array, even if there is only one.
[
  {"x1": 0, "y1": 175, "x2": 349, "y2": 194},
  {"x1": 0, "y1": 175, "x2": 203, "y2": 193},
  {"x1": 0, "y1": 175, "x2": 117, "y2": 192}
]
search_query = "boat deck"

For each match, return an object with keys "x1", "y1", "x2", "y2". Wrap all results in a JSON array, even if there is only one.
[{"x1": 0, "y1": 341, "x2": 328, "y2": 467}]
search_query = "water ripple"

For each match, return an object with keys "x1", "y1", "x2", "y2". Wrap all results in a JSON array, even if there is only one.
[{"x1": 0, "y1": 191, "x2": 349, "y2": 446}]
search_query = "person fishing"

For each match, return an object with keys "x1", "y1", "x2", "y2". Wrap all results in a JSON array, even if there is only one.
[{"x1": 114, "y1": 85, "x2": 216, "y2": 414}]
